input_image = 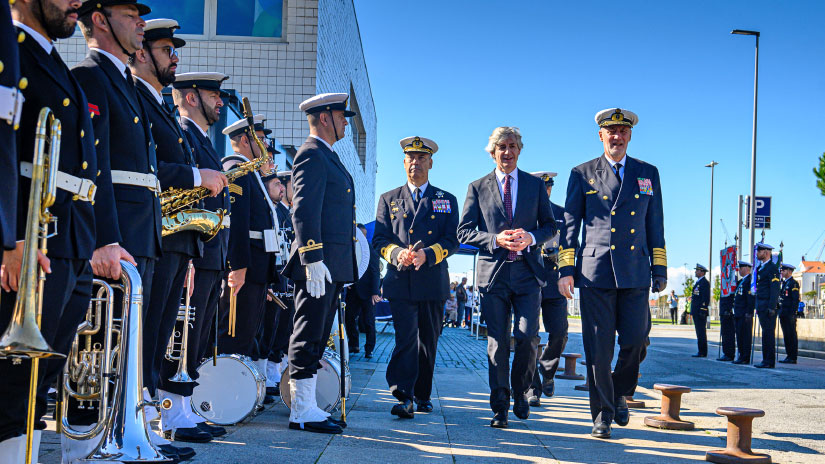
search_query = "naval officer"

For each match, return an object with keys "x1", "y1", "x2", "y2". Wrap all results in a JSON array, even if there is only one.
[
  {"x1": 777, "y1": 263, "x2": 800, "y2": 364},
  {"x1": 691, "y1": 264, "x2": 710, "y2": 358},
  {"x1": 373, "y1": 136, "x2": 459, "y2": 418},
  {"x1": 753, "y1": 243, "x2": 780, "y2": 368},
  {"x1": 732, "y1": 261, "x2": 754, "y2": 364},
  {"x1": 558, "y1": 108, "x2": 666, "y2": 439}
]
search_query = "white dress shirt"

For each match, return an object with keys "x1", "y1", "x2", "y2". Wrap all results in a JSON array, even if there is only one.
[
  {"x1": 604, "y1": 154, "x2": 627, "y2": 181},
  {"x1": 492, "y1": 168, "x2": 535, "y2": 252},
  {"x1": 407, "y1": 181, "x2": 428, "y2": 200},
  {"x1": 13, "y1": 21, "x2": 52, "y2": 54}
]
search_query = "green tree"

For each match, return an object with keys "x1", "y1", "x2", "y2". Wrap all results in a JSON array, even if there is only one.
[
  {"x1": 713, "y1": 275, "x2": 721, "y2": 304},
  {"x1": 682, "y1": 276, "x2": 695, "y2": 299},
  {"x1": 814, "y1": 152, "x2": 825, "y2": 196}
]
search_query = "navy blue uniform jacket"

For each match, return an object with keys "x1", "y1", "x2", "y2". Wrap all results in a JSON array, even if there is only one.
[
  {"x1": 692, "y1": 277, "x2": 710, "y2": 316},
  {"x1": 778, "y1": 277, "x2": 799, "y2": 316},
  {"x1": 754, "y1": 260, "x2": 780, "y2": 313},
  {"x1": 373, "y1": 184, "x2": 459, "y2": 301},
  {"x1": 0, "y1": 5, "x2": 19, "y2": 250},
  {"x1": 559, "y1": 155, "x2": 666, "y2": 289},
  {"x1": 733, "y1": 275, "x2": 755, "y2": 317},
  {"x1": 72, "y1": 50, "x2": 161, "y2": 258},
  {"x1": 541, "y1": 201, "x2": 566, "y2": 300},
  {"x1": 456, "y1": 169, "x2": 556, "y2": 292}
]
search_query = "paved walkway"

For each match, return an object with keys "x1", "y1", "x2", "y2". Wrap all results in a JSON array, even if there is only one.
[{"x1": 38, "y1": 321, "x2": 825, "y2": 463}]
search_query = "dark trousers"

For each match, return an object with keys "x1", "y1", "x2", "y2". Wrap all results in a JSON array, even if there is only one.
[
  {"x1": 345, "y1": 292, "x2": 375, "y2": 353},
  {"x1": 529, "y1": 297, "x2": 568, "y2": 398},
  {"x1": 269, "y1": 300, "x2": 294, "y2": 363},
  {"x1": 386, "y1": 300, "x2": 443, "y2": 402},
  {"x1": 159, "y1": 267, "x2": 224, "y2": 397},
  {"x1": 757, "y1": 309, "x2": 777, "y2": 365},
  {"x1": 480, "y1": 260, "x2": 541, "y2": 413},
  {"x1": 217, "y1": 278, "x2": 267, "y2": 358},
  {"x1": 0, "y1": 259, "x2": 92, "y2": 441},
  {"x1": 456, "y1": 301, "x2": 466, "y2": 326},
  {"x1": 720, "y1": 313, "x2": 736, "y2": 358},
  {"x1": 144, "y1": 251, "x2": 190, "y2": 396},
  {"x1": 693, "y1": 312, "x2": 708, "y2": 356},
  {"x1": 255, "y1": 298, "x2": 281, "y2": 361},
  {"x1": 288, "y1": 279, "x2": 342, "y2": 380},
  {"x1": 779, "y1": 313, "x2": 798, "y2": 361},
  {"x1": 670, "y1": 307, "x2": 678, "y2": 324},
  {"x1": 579, "y1": 287, "x2": 650, "y2": 424},
  {"x1": 734, "y1": 314, "x2": 753, "y2": 362}
]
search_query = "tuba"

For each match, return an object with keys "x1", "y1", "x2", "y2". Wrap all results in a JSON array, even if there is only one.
[
  {"x1": 164, "y1": 262, "x2": 195, "y2": 383},
  {"x1": 61, "y1": 261, "x2": 169, "y2": 462}
]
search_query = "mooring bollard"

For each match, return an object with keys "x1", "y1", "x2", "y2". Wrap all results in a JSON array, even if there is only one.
[
  {"x1": 643, "y1": 384, "x2": 694, "y2": 430},
  {"x1": 556, "y1": 353, "x2": 584, "y2": 380},
  {"x1": 705, "y1": 407, "x2": 771, "y2": 464}
]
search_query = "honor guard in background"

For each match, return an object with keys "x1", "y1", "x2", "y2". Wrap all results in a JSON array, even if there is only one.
[
  {"x1": 0, "y1": 0, "x2": 21, "y2": 267},
  {"x1": 753, "y1": 243, "x2": 780, "y2": 368},
  {"x1": 267, "y1": 170, "x2": 294, "y2": 389},
  {"x1": 526, "y1": 171, "x2": 568, "y2": 407},
  {"x1": 282, "y1": 93, "x2": 357, "y2": 435},
  {"x1": 457, "y1": 127, "x2": 556, "y2": 429},
  {"x1": 373, "y1": 136, "x2": 459, "y2": 418},
  {"x1": 345, "y1": 223, "x2": 380, "y2": 358},
  {"x1": 777, "y1": 263, "x2": 800, "y2": 364},
  {"x1": 0, "y1": 1, "x2": 96, "y2": 460},
  {"x1": 130, "y1": 20, "x2": 228, "y2": 445},
  {"x1": 219, "y1": 115, "x2": 276, "y2": 362},
  {"x1": 558, "y1": 109, "x2": 666, "y2": 439},
  {"x1": 732, "y1": 261, "x2": 754, "y2": 364},
  {"x1": 691, "y1": 264, "x2": 710, "y2": 357},
  {"x1": 717, "y1": 275, "x2": 736, "y2": 361}
]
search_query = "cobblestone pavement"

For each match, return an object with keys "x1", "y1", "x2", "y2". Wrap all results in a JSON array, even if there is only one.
[{"x1": 37, "y1": 321, "x2": 824, "y2": 463}]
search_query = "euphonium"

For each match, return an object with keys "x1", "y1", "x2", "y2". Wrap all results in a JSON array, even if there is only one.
[
  {"x1": 165, "y1": 262, "x2": 195, "y2": 383},
  {"x1": 61, "y1": 261, "x2": 168, "y2": 462}
]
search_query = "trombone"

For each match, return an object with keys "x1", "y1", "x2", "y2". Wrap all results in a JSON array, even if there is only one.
[
  {"x1": 0, "y1": 108, "x2": 64, "y2": 464},
  {"x1": 165, "y1": 262, "x2": 195, "y2": 383}
]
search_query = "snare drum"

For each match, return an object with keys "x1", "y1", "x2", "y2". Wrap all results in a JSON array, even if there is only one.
[
  {"x1": 281, "y1": 349, "x2": 351, "y2": 412},
  {"x1": 191, "y1": 354, "x2": 265, "y2": 425}
]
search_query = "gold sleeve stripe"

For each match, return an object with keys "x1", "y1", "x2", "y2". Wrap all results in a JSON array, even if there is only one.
[
  {"x1": 430, "y1": 243, "x2": 448, "y2": 265},
  {"x1": 298, "y1": 239, "x2": 323, "y2": 254},
  {"x1": 652, "y1": 247, "x2": 667, "y2": 267},
  {"x1": 558, "y1": 247, "x2": 575, "y2": 268},
  {"x1": 228, "y1": 184, "x2": 243, "y2": 195},
  {"x1": 380, "y1": 244, "x2": 400, "y2": 262},
  {"x1": 772, "y1": 277, "x2": 780, "y2": 282}
]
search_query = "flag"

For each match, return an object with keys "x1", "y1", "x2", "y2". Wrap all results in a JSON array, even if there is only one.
[
  {"x1": 720, "y1": 246, "x2": 737, "y2": 297},
  {"x1": 750, "y1": 243, "x2": 758, "y2": 294}
]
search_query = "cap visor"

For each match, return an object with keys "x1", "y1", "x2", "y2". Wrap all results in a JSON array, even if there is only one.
[
  {"x1": 263, "y1": 129, "x2": 272, "y2": 136},
  {"x1": 172, "y1": 37, "x2": 186, "y2": 48},
  {"x1": 344, "y1": 110, "x2": 356, "y2": 117},
  {"x1": 136, "y1": 3, "x2": 151, "y2": 15}
]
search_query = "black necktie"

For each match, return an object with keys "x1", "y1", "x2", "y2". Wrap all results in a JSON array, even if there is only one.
[
  {"x1": 124, "y1": 66, "x2": 136, "y2": 94},
  {"x1": 413, "y1": 187, "x2": 421, "y2": 206},
  {"x1": 614, "y1": 163, "x2": 623, "y2": 184}
]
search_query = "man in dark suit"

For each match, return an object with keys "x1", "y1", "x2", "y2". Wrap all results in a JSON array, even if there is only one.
[
  {"x1": 457, "y1": 127, "x2": 556, "y2": 428},
  {"x1": 282, "y1": 93, "x2": 357, "y2": 434},
  {"x1": 732, "y1": 261, "x2": 754, "y2": 364},
  {"x1": 0, "y1": 1, "x2": 97, "y2": 460},
  {"x1": 778, "y1": 263, "x2": 800, "y2": 364},
  {"x1": 526, "y1": 172, "x2": 568, "y2": 407},
  {"x1": 130, "y1": 20, "x2": 229, "y2": 445},
  {"x1": 753, "y1": 243, "x2": 780, "y2": 368},
  {"x1": 0, "y1": 0, "x2": 20, "y2": 271},
  {"x1": 346, "y1": 223, "x2": 380, "y2": 358},
  {"x1": 558, "y1": 108, "x2": 666, "y2": 439},
  {"x1": 691, "y1": 264, "x2": 710, "y2": 357},
  {"x1": 374, "y1": 137, "x2": 459, "y2": 418}
]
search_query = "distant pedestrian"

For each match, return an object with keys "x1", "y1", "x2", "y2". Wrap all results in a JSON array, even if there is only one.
[
  {"x1": 456, "y1": 277, "x2": 468, "y2": 328},
  {"x1": 445, "y1": 283, "x2": 458, "y2": 327},
  {"x1": 668, "y1": 291, "x2": 679, "y2": 324}
]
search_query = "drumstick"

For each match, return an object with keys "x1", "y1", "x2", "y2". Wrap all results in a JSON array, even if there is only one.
[{"x1": 229, "y1": 291, "x2": 237, "y2": 337}]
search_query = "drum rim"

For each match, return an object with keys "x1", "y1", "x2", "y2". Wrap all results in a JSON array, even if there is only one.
[{"x1": 191, "y1": 355, "x2": 264, "y2": 425}]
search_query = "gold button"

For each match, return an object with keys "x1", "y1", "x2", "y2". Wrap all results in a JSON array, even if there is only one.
[
  {"x1": 72, "y1": 194, "x2": 79, "y2": 201},
  {"x1": 80, "y1": 130, "x2": 84, "y2": 137},
  {"x1": 409, "y1": 229, "x2": 414, "y2": 234},
  {"x1": 611, "y1": 211, "x2": 615, "y2": 216},
  {"x1": 635, "y1": 194, "x2": 639, "y2": 199},
  {"x1": 403, "y1": 214, "x2": 407, "y2": 218},
  {"x1": 150, "y1": 166, "x2": 155, "y2": 172},
  {"x1": 611, "y1": 228, "x2": 616, "y2": 232},
  {"x1": 63, "y1": 98, "x2": 70, "y2": 107},
  {"x1": 82, "y1": 161, "x2": 88, "y2": 169},
  {"x1": 134, "y1": 116, "x2": 139, "y2": 123},
  {"x1": 610, "y1": 245, "x2": 615, "y2": 250},
  {"x1": 347, "y1": 188, "x2": 351, "y2": 193},
  {"x1": 178, "y1": 138, "x2": 183, "y2": 143},
  {"x1": 95, "y1": 139, "x2": 99, "y2": 146},
  {"x1": 17, "y1": 31, "x2": 24, "y2": 43},
  {"x1": 353, "y1": 205, "x2": 356, "y2": 209},
  {"x1": 630, "y1": 229, "x2": 635, "y2": 234},
  {"x1": 390, "y1": 215, "x2": 395, "y2": 219},
  {"x1": 0, "y1": 61, "x2": 4, "y2": 73},
  {"x1": 631, "y1": 211, "x2": 635, "y2": 216},
  {"x1": 90, "y1": 112, "x2": 95, "y2": 119},
  {"x1": 18, "y1": 77, "x2": 27, "y2": 89},
  {"x1": 150, "y1": 123, "x2": 153, "y2": 129},
  {"x1": 630, "y1": 245, "x2": 635, "y2": 250},
  {"x1": 353, "y1": 236, "x2": 356, "y2": 241},
  {"x1": 431, "y1": 215, "x2": 435, "y2": 219},
  {"x1": 602, "y1": 195, "x2": 608, "y2": 200},
  {"x1": 97, "y1": 170, "x2": 101, "y2": 177},
  {"x1": 428, "y1": 231, "x2": 432, "y2": 235}
]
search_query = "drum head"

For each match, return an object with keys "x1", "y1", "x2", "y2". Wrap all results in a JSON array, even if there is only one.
[
  {"x1": 192, "y1": 356, "x2": 259, "y2": 425},
  {"x1": 354, "y1": 227, "x2": 370, "y2": 279},
  {"x1": 280, "y1": 351, "x2": 351, "y2": 412}
]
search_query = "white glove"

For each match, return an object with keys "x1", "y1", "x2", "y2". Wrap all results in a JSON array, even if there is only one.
[{"x1": 305, "y1": 260, "x2": 332, "y2": 299}]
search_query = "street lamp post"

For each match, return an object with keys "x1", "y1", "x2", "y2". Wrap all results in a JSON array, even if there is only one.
[
  {"x1": 706, "y1": 161, "x2": 719, "y2": 319},
  {"x1": 732, "y1": 29, "x2": 760, "y2": 259}
]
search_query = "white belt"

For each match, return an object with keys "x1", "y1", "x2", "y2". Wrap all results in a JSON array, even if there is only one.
[
  {"x1": 249, "y1": 231, "x2": 263, "y2": 239},
  {"x1": 0, "y1": 85, "x2": 24, "y2": 126},
  {"x1": 20, "y1": 161, "x2": 96, "y2": 202},
  {"x1": 110, "y1": 170, "x2": 160, "y2": 192},
  {"x1": 221, "y1": 216, "x2": 230, "y2": 228}
]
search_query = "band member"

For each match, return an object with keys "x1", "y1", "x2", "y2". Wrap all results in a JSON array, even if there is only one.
[
  {"x1": 346, "y1": 223, "x2": 380, "y2": 358},
  {"x1": 717, "y1": 277, "x2": 736, "y2": 362},
  {"x1": 130, "y1": 20, "x2": 229, "y2": 445},
  {"x1": 692, "y1": 264, "x2": 710, "y2": 357},
  {"x1": 0, "y1": 0, "x2": 21, "y2": 268},
  {"x1": 0, "y1": 1, "x2": 96, "y2": 460},
  {"x1": 558, "y1": 109, "x2": 666, "y2": 439},
  {"x1": 753, "y1": 243, "x2": 780, "y2": 368},
  {"x1": 732, "y1": 261, "x2": 754, "y2": 364},
  {"x1": 457, "y1": 127, "x2": 556, "y2": 429},
  {"x1": 778, "y1": 263, "x2": 800, "y2": 364},
  {"x1": 267, "y1": 170, "x2": 294, "y2": 391},
  {"x1": 218, "y1": 115, "x2": 276, "y2": 361},
  {"x1": 526, "y1": 171, "x2": 568, "y2": 407},
  {"x1": 374, "y1": 136, "x2": 458, "y2": 418},
  {"x1": 282, "y1": 93, "x2": 357, "y2": 434}
]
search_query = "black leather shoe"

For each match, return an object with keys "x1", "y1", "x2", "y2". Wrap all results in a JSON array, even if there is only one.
[
  {"x1": 513, "y1": 395, "x2": 529, "y2": 420},
  {"x1": 196, "y1": 422, "x2": 226, "y2": 437},
  {"x1": 778, "y1": 357, "x2": 797, "y2": 364},
  {"x1": 716, "y1": 356, "x2": 734, "y2": 362},
  {"x1": 266, "y1": 386, "x2": 280, "y2": 396},
  {"x1": 691, "y1": 353, "x2": 707, "y2": 358},
  {"x1": 350, "y1": 347, "x2": 360, "y2": 354},
  {"x1": 156, "y1": 444, "x2": 182, "y2": 463},
  {"x1": 490, "y1": 411, "x2": 508, "y2": 428},
  {"x1": 365, "y1": 352, "x2": 373, "y2": 359},
  {"x1": 391, "y1": 399, "x2": 415, "y2": 418},
  {"x1": 288, "y1": 419, "x2": 343, "y2": 434},
  {"x1": 527, "y1": 394, "x2": 541, "y2": 408},
  {"x1": 614, "y1": 397, "x2": 629, "y2": 426},
  {"x1": 415, "y1": 398, "x2": 433, "y2": 412},
  {"x1": 263, "y1": 395, "x2": 276, "y2": 405},
  {"x1": 591, "y1": 421, "x2": 611, "y2": 438},
  {"x1": 541, "y1": 379, "x2": 555, "y2": 398},
  {"x1": 327, "y1": 416, "x2": 347, "y2": 429},
  {"x1": 171, "y1": 426, "x2": 212, "y2": 443},
  {"x1": 754, "y1": 362, "x2": 775, "y2": 369},
  {"x1": 160, "y1": 443, "x2": 195, "y2": 461},
  {"x1": 732, "y1": 358, "x2": 750, "y2": 364}
]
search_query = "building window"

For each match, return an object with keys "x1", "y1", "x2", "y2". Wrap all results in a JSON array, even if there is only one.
[
  {"x1": 142, "y1": 0, "x2": 284, "y2": 41},
  {"x1": 144, "y1": 0, "x2": 206, "y2": 35},
  {"x1": 348, "y1": 84, "x2": 367, "y2": 169}
]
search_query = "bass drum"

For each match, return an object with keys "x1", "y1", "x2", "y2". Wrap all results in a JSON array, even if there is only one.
[
  {"x1": 280, "y1": 349, "x2": 351, "y2": 412},
  {"x1": 191, "y1": 354, "x2": 265, "y2": 425}
]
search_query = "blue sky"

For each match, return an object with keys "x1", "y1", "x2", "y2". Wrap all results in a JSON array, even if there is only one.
[{"x1": 353, "y1": 0, "x2": 825, "y2": 294}]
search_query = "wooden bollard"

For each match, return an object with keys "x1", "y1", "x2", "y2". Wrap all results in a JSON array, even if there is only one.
[
  {"x1": 644, "y1": 384, "x2": 694, "y2": 430},
  {"x1": 556, "y1": 353, "x2": 584, "y2": 380},
  {"x1": 706, "y1": 407, "x2": 771, "y2": 464}
]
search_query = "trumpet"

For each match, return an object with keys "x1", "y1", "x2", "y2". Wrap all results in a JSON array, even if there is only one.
[
  {"x1": 61, "y1": 261, "x2": 168, "y2": 462},
  {"x1": 165, "y1": 262, "x2": 195, "y2": 383},
  {"x1": 0, "y1": 108, "x2": 64, "y2": 464}
]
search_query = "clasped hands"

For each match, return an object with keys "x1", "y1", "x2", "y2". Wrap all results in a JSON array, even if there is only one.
[
  {"x1": 496, "y1": 228, "x2": 531, "y2": 252},
  {"x1": 397, "y1": 246, "x2": 426, "y2": 271}
]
